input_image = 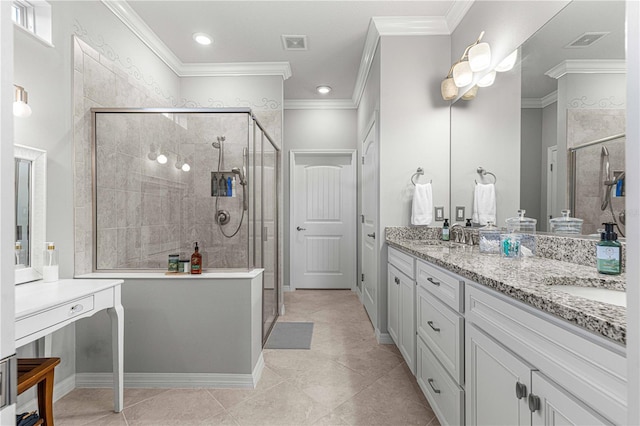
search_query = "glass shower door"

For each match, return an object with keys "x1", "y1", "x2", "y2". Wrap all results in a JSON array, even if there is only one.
[{"x1": 261, "y1": 132, "x2": 278, "y2": 341}]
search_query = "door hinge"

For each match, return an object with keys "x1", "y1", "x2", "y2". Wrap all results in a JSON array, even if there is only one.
[
  {"x1": 550, "y1": 164, "x2": 553, "y2": 172},
  {"x1": 361, "y1": 214, "x2": 365, "y2": 223},
  {"x1": 361, "y1": 156, "x2": 365, "y2": 165},
  {"x1": 361, "y1": 273, "x2": 365, "y2": 282}
]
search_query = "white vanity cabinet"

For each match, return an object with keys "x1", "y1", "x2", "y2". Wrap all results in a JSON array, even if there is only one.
[
  {"x1": 387, "y1": 247, "x2": 416, "y2": 373},
  {"x1": 466, "y1": 282, "x2": 625, "y2": 425}
]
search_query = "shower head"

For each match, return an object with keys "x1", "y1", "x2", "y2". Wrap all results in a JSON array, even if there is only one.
[
  {"x1": 231, "y1": 167, "x2": 246, "y2": 185},
  {"x1": 212, "y1": 136, "x2": 226, "y2": 149}
]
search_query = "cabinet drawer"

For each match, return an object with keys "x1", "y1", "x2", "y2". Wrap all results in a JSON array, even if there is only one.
[
  {"x1": 417, "y1": 259, "x2": 464, "y2": 313},
  {"x1": 16, "y1": 295, "x2": 95, "y2": 340},
  {"x1": 417, "y1": 286, "x2": 464, "y2": 385},
  {"x1": 417, "y1": 336, "x2": 463, "y2": 426},
  {"x1": 388, "y1": 247, "x2": 415, "y2": 280}
]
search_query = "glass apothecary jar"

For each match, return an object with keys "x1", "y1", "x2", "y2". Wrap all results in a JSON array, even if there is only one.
[
  {"x1": 505, "y1": 209, "x2": 536, "y2": 256},
  {"x1": 478, "y1": 222, "x2": 501, "y2": 254},
  {"x1": 549, "y1": 209, "x2": 583, "y2": 235}
]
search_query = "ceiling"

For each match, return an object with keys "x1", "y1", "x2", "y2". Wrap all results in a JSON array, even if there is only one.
[
  {"x1": 520, "y1": 0, "x2": 625, "y2": 100},
  {"x1": 123, "y1": 1, "x2": 463, "y2": 102}
]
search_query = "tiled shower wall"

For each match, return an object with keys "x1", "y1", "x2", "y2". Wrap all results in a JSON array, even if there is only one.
[
  {"x1": 94, "y1": 112, "x2": 249, "y2": 269},
  {"x1": 74, "y1": 36, "x2": 281, "y2": 274},
  {"x1": 567, "y1": 109, "x2": 626, "y2": 235}
]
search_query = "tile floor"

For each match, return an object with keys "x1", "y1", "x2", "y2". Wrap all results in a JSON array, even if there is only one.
[{"x1": 54, "y1": 289, "x2": 440, "y2": 425}]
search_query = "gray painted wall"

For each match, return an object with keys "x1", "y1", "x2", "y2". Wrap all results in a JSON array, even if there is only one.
[
  {"x1": 540, "y1": 101, "x2": 558, "y2": 232},
  {"x1": 283, "y1": 108, "x2": 357, "y2": 287},
  {"x1": 521, "y1": 108, "x2": 543, "y2": 223}
]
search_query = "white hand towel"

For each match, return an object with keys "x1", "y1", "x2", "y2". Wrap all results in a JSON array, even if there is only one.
[
  {"x1": 473, "y1": 183, "x2": 496, "y2": 225},
  {"x1": 411, "y1": 183, "x2": 433, "y2": 225}
]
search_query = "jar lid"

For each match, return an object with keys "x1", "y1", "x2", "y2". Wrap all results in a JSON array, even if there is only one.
[{"x1": 45, "y1": 241, "x2": 55, "y2": 250}]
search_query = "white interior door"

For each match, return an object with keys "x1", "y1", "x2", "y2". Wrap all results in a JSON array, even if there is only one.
[
  {"x1": 361, "y1": 124, "x2": 378, "y2": 324},
  {"x1": 547, "y1": 146, "x2": 558, "y2": 222},
  {"x1": 291, "y1": 151, "x2": 356, "y2": 289}
]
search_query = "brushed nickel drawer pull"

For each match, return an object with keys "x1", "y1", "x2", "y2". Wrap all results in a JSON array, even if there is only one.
[
  {"x1": 427, "y1": 321, "x2": 440, "y2": 332},
  {"x1": 427, "y1": 277, "x2": 440, "y2": 286},
  {"x1": 69, "y1": 304, "x2": 84, "y2": 315},
  {"x1": 427, "y1": 378, "x2": 441, "y2": 394}
]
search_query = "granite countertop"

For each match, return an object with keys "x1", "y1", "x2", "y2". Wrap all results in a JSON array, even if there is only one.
[{"x1": 387, "y1": 237, "x2": 626, "y2": 345}]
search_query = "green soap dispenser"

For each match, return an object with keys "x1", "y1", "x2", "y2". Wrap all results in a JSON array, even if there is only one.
[
  {"x1": 597, "y1": 223, "x2": 621, "y2": 275},
  {"x1": 442, "y1": 219, "x2": 450, "y2": 241}
]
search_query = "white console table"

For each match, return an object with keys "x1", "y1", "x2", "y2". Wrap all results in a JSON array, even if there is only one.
[{"x1": 15, "y1": 279, "x2": 124, "y2": 412}]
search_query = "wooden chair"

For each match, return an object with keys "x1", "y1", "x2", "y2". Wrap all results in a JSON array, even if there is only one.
[{"x1": 17, "y1": 358, "x2": 61, "y2": 426}]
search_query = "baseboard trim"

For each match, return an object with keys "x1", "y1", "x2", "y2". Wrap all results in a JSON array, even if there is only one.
[
  {"x1": 283, "y1": 285, "x2": 293, "y2": 292},
  {"x1": 76, "y1": 354, "x2": 265, "y2": 389},
  {"x1": 376, "y1": 329, "x2": 394, "y2": 345},
  {"x1": 17, "y1": 374, "x2": 76, "y2": 413}
]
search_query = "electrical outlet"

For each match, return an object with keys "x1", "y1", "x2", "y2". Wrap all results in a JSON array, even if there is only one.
[
  {"x1": 435, "y1": 207, "x2": 444, "y2": 221},
  {"x1": 456, "y1": 206, "x2": 465, "y2": 222}
]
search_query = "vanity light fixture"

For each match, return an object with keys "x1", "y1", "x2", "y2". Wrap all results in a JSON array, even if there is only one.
[
  {"x1": 175, "y1": 155, "x2": 191, "y2": 172},
  {"x1": 316, "y1": 85, "x2": 332, "y2": 95},
  {"x1": 13, "y1": 85, "x2": 32, "y2": 118},
  {"x1": 156, "y1": 153, "x2": 168, "y2": 164},
  {"x1": 468, "y1": 32, "x2": 491, "y2": 72},
  {"x1": 452, "y1": 60, "x2": 473, "y2": 88},
  {"x1": 495, "y1": 49, "x2": 518, "y2": 72},
  {"x1": 193, "y1": 32, "x2": 212, "y2": 46},
  {"x1": 440, "y1": 64, "x2": 459, "y2": 100},
  {"x1": 461, "y1": 85, "x2": 479, "y2": 101}
]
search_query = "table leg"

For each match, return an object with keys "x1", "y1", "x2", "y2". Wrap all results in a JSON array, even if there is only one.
[{"x1": 107, "y1": 300, "x2": 124, "y2": 413}]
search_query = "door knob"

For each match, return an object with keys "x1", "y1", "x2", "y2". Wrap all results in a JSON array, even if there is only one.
[
  {"x1": 296, "y1": 226, "x2": 307, "y2": 231},
  {"x1": 367, "y1": 232, "x2": 376, "y2": 239}
]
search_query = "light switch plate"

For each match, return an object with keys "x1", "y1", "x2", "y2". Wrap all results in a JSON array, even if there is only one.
[
  {"x1": 435, "y1": 206, "x2": 444, "y2": 221},
  {"x1": 456, "y1": 206, "x2": 465, "y2": 222}
]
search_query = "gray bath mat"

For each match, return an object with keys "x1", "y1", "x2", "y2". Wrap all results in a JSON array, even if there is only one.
[{"x1": 265, "y1": 322, "x2": 314, "y2": 349}]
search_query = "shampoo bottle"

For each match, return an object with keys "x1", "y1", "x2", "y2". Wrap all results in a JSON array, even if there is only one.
[
  {"x1": 227, "y1": 177, "x2": 232, "y2": 196},
  {"x1": 212, "y1": 173, "x2": 218, "y2": 196},
  {"x1": 597, "y1": 223, "x2": 621, "y2": 275},
  {"x1": 218, "y1": 175, "x2": 226, "y2": 197},
  {"x1": 442, "y1": 219, "x2": 450, "y2": 241},
  {"x1": 191, "y1": 242, "x2": 202, "y2": 274}
]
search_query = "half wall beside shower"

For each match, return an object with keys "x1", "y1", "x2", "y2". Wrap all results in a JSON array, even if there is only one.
[{"x1": 91, "y1": 108, "x2": 279, "y2": 340}]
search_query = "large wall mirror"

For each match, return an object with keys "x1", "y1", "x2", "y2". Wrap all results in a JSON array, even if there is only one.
[
  {"x1": 15, "y1": 144, "x2": 47, "y2": 284},
  {"x1": 450, "y1": 1, "x2": 626, "y2": 236}
]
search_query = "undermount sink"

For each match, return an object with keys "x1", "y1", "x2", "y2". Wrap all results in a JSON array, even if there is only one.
[{"x1": 546, "y1": 277, "x2": 626, "y2": 307}]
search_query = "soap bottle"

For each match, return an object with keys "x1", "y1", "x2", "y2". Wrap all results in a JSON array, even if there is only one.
[
  {"x1": 218, "y1": 175, "x2": 226, "y2": 197},
  {"x1": 227, "y1": 177, "x2": 232, "y2": 196},
  {"x1": 231, "y1": 177, "x2": 237, "y2": 198},
  {"x1": 191, "y1": 242, "x2": 202, "y2": 274},
  {"x1": 442, "y1": 219, "x2": 450, "y2": 241},
  {"x1": 597, "y1": 223, "x2": 621, "y2": 275},
  {"x1": 43, "y1": 242, "x2": 59, "y2": 282},
  {"x1": 212, "y1": 173, "x2": 218, "y2": 196},
  {"x1": 465, "y1": 218, "x2": 472, "y2": 227}
]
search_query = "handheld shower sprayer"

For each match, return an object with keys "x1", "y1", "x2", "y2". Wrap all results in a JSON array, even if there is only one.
[{"x1": 231, "y1": 167, "x2": 246, "y2": 186}]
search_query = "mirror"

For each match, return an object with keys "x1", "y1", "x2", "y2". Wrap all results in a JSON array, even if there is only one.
[
  {"x1": 14, "y1": 144, "x2": 46, "y2": 284},
  {"x1": 450, "y1": 1, "x2": 626, "y2": 236}
]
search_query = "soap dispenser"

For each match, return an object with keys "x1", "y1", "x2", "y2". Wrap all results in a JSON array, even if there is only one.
[
  {"x1": 442, "y1": 219, "x2": 450, "y2": 241},
  {"x1": 191, "y1": 242, "x2": 202, "y2": 274},
  {"x1": 597, "y1": 223, "x2": 621, "y2": 275}
]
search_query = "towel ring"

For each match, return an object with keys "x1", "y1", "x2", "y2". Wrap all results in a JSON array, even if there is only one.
[
  {"x1": 411, "y1": 167, "x2": 432, "y2": 185},
  {"x1": 475, "y1": 166, "x2": 497, "y2": 184}
]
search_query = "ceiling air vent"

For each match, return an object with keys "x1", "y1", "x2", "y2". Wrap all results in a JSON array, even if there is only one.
[
  {"x1": 565, "y1": 32, "x2": 609, "y2": 49},
  {"x1": 282, "y1": 35, "x2": 307, "y2": 51}
]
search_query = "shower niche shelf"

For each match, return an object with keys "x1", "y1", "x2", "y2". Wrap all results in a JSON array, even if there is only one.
[{"x1": 211, "y1": 171, "x2": 237, "y2": 197}]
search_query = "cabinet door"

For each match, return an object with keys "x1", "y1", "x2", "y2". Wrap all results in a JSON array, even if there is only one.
[
  {"x1": 530, "y1": 371, "x2": 613, "y2": 426},
  {"x1": 387, "y1": 265, "x2": 400, "y2": 345},
  {"x1": 466, "y1": 324, "x2": 532, "y2": 426},
  {"x1": 398, "y1": 272, "x2": 415, "y2": 374}
]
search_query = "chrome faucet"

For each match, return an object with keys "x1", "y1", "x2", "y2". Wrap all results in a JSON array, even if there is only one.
[{"x1": 450, "y1": 223, "x2": 465, "y2": 243}]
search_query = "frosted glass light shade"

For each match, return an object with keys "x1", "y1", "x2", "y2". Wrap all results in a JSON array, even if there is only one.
[
  {"x1": 441, "y1": 77, "x2": 458, "y2": 100},
  {"x1": 453, "y1": 61, "x2": 473, "y2": 88},
  {"x1": 13, "y1": 101, "x2": 32, "y2": 118},
  {"x1": 181, "y1": 163, "x2": 191, "y2": 172},
  {"x1": 477, "y1": 71, "x2": 496, "y2": 88},
  {"x1": 496, "y1": 49, "x2": 518, "y2": 72},
  {"x1": 462, "y1": 85, "x2": 479, "y2": 100},
  {"x1": 469, "y1": 42, "x2": 491, "y2": 72},
  {"x1": 156, "y1": 154, "x2": 168, "y2": 164}
]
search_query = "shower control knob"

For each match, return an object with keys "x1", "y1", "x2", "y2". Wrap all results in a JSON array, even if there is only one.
[{"x1": 296, "y1": 226, "x2": 307, "y2": 231}]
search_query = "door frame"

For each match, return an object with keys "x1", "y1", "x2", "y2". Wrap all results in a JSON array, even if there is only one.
[
  {"x1": 289, "y1": 149, "x2": 358, "y2": 292},
  {"x1": 546, "y1": 145, "x2": 558, "y2": 225}
]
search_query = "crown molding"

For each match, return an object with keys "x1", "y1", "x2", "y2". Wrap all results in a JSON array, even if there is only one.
[
  {"x1": 372, "y1": 16, "x2": 450, "y2": 36},
  {"x1": 180, "y1": 62, "x2": 292, "y2": 79},
  {"x1": 545, "y1": 60, "x2": 626, "y2": 79},
  {"x1": 522, "y1": 91, "x2": 557, "y2": 109},
  {"x1": 284, "y1": 99, "x2": 356, "y2": 110},
  {"x1": 445, "y1": 0, "x2": 475, "y2": 33},
  {"x1": 351, "y1": 19, "x2": 382, "y2": 107},
  {"x1": 101, "y1": 0, "x2": 291, "y2": 80}
]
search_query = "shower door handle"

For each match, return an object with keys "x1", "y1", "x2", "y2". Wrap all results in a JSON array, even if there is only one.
[
  {"x1": 367, "y1": 232, "x2": 376, "y2": 239},
  {"x1": 296, "y1": 226, "x2": 306, "y2": 231}
]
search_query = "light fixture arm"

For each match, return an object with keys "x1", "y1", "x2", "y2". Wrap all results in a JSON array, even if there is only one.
[{"x1": 458, "y1": 31, "x2": 485, "y2": 62}]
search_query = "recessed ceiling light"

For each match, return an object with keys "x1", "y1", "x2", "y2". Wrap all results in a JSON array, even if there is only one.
[
  {"x1": 193, "y1": 32, "x2": 212, "y2": 46},
  {"x1": 316, "y1": 85, "x2": 332, "y2": 95}
]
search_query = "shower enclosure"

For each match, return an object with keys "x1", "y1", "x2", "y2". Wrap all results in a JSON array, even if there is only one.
[{"x1": 91, "y1": 108, "x2": 279, "y2": 341}]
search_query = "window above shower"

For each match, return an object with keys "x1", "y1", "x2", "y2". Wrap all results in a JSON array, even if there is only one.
[{"x1": 91, "y1": 108, "x2": 277, "y2": 272}]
